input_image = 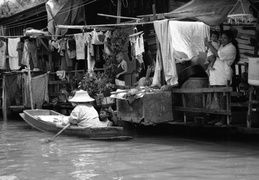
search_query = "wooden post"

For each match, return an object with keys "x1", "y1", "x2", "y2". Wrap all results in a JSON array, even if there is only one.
[
  {"x1": 2, "y1": 74, "x2": 7, "y2": 121},
  {"x1": 116, "y1": 0, "x2": 122, "y2": 24},
  {"x1": 182, "y1": 94, "x2": 187, "y2": 123},
  {"x1": 254, "y1": 13, "x2": 259, "y2": 56},
  {"x1": 246, "y1": 86, "x2": 253, "y2": 128},
  {"x1": 28, "y1": 69, "x2": 34, "y2": 109}
]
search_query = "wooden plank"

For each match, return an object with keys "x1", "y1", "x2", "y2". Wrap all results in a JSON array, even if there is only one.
[
  {"x1": 172, "y1": 87, "x2": 232, "y2": 93},
  {"x1": 173, "y1": 106, "x2": 231, "y2": 115},
  {"x1": 48, "y1": 81, "x2": 69, "y2": 85},
  {"x1": 9, "y1": 105, "x2": 25, "y2": 109},
  {"x1": 238, "y1": 44, "x2": 254, "y2": 50}
]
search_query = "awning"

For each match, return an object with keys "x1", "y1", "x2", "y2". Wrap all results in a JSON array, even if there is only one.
[
  {"x1": 164, "y1": 0, "x2": 239, "y2": 26},
  {"x1": 46, "y1": 0, "x2": 86, "y2": 36}
]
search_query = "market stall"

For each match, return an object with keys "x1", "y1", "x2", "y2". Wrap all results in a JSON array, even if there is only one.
[{"x1": 111, "y1": 87, "x2": 173, "y2": 125}]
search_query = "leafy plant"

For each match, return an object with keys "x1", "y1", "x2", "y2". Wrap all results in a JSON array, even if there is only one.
[
  {"x1": 102, "y1": 29, "x2": 129, "y2": 83},
  {"x1": 103, "y1": 53, "x2": 117, "y2": 83},
  {"x1": 110, "y1": 29, "x2": 129, "y2": 54},
  {"x1": 78, "y1": 71, "x2": 115, "y2": 98}
]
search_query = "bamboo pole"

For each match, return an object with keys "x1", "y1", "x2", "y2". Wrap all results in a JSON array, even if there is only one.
[
  {"x1": 56, "y1": 21, "x2": 154, "y2": 30},
  {"x1": 97, "y1": 13, "x2": 141, "y2": 21},
  {"x1": 116, "y1": 0, "x2": 122, "y2": 24}
]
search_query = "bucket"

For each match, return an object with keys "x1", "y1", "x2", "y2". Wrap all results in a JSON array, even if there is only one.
[
  {"x1": 181, "y1": 77, "x2": 209, "y2": 121},
  {"x1": 248, "y1": 57, "x2": 259, "y2": 86}
]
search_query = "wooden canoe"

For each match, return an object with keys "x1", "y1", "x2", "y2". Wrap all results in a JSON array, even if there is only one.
[{"x1": 19, "y1": 109, "x2": 132, "y2": 140}]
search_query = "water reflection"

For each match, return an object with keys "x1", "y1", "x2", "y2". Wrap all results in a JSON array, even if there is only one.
[{"x1": 1, "y1": 119, "x2": 259, "y2": 180}]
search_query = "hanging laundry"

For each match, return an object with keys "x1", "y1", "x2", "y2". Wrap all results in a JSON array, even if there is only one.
[
  {"x1": 84, "y1": 32, "x2": 95, "y2": 71},
  {"x1": 27, "y1": 38, "x2": 39, "y2": 71},
  {"x1": 0, "y1": 39, "x2": 7, "y2": 69},
  {"x1": 74, "y1": 33, "x2": 85, "y2": 60},
  {"x1": 168, "y1": 21, "x2": 209, "y2": 60},
  {"x1": 56, "y1": 70, "x2": 66, "y2": 80},
  {"x1": 23, "y1": 73, "x2": 49, "y2": 109},
  {"x1": 8, "y1": 38, "x2": 20, "y2": 70},
  {"x1": 16, "y1": 39, "x2": 24, "y2": 67},
  {"x1": 21, "y1": 39, "x2": 30, "y2": 67},
  {"x1": 67, "y1": 37, "x2": 76, "y2": 59},
  {"x1": 104, "y1": 30, "x2": 112, "y2": 55},
  {"x1": 91, "y1": 29, "x2": 104, "y2": 45},
  {"x1": 129, "y1": 32, "x2": 145, "y2": 64},
  {"x1": 153, "y1": 19, "x2": 177, "y2": 86}
]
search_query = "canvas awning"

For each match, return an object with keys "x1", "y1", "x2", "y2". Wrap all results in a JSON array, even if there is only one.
[
  {"x1": 164, "y1": 0, "x2": 241, "y2": 26},
  {"x1": 46, "y1": 0, "x2": 87, "y2": 36}
]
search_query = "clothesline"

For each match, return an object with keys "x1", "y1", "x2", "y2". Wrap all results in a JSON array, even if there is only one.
[{"x1": 56, "y1": 21, "x2": 154, "y2": 30}]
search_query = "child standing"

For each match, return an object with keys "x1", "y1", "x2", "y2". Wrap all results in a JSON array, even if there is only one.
[{"x1": 205, "y1": 31, "x2": 220, "y2": 71}]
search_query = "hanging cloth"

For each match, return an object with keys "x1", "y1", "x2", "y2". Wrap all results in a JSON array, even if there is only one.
[
  {"x1": 74, "y1": 33, "x2": 85, "y2": 60},
  {"x1": 0, "y1": 40, "x2": 7, "y2": 69},
  {"x1": 8, "y1": 38, "x2": 20, "y2": 70},
  {"x1": 153, "y1": 19, "x2": 178, "y2": 86}
]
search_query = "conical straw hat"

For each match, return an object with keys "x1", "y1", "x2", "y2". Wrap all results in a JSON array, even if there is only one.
[{"x1": 68, "y1": 90, "x2": 95, "y2": 102}]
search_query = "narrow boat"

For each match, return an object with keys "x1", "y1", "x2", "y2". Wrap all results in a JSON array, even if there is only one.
[{"x1": 19, "y1": 109, "x2": 133, "y2": 140}]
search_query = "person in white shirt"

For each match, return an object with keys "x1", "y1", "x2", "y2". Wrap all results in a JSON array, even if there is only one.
[
  {"x1": 68, "y1": 90, "x2": 111, "y2": 127},
  {"x1": 204, "y1": 30, "x2": 238, "y2": 126}
]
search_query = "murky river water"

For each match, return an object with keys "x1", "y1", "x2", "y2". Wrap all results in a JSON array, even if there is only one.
[{"x1": 1, "y1": 118, "x2": 259, "y2": 180}]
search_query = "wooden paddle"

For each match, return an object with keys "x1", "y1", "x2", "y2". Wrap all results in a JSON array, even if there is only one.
[{"x1": 44, "y1": 123, "x2": 71, "y2": 143}]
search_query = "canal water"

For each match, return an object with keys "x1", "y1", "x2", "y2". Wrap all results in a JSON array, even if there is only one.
[{"x1": 1, "y1": 118, "x2": 259, "y2": 180}]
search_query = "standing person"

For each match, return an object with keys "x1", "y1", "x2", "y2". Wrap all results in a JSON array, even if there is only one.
[
  {"x1": 205, "y1": 31, "x2": 220, "y2": 71},
  {"x1": 115, "y1": 52, "x2": 128, "y2": 88},
  {"x1": 204, "y1": 30, "x2": 238, "y2": 126},
  {"x1": 138, "y1": 42, "x2": 154, "y2": 86},
  {"x1": 68, "y1": 90, "x2": 111, "y2": 127}
]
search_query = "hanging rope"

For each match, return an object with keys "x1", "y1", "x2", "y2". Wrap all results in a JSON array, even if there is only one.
[
  {"x1": 111, "y1": 0, "x2": 116, "y2": 6},
  {"x1": 122, "y1": 0, "x2": 128, "y2": 8}
]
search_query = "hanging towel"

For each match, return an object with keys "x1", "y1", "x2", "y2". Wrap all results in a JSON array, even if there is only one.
[
  {"x1": 0, "y1": 40, "x2": 6, "y2": 69},
  {"x1": 168, "y1": 21, "x2": 210, "y2": 60},
  {"x1": 24, "y1": 72, "x2": 49, "y2": 109},
  {"x1": 74, "y1": 33, "x2": 85, "y2": 60},
  {"x1": 153, "y1": 19, "x2": 178, "y2": 86},
  {"x1": 84, "y1": 32, "x2": 95, "y2": 71},
  {"x1": 8, "y1": 38, "x2": 20, "y2": 70}
]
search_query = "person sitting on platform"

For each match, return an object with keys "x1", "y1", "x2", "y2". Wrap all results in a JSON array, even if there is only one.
[
  {"x1": 138, "y1": 42, "x2": 155, "y2": 87},
  {"x1": 68, "y1": 90, "x2": 112, "y2": 127},
  {"x1": 115, "y1": 52, "x2": 128, "y2": 88}
]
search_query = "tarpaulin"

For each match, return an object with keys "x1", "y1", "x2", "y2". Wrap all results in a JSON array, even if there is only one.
[
  {"x1": 165, "y1": 0, "x2": 238, "y2": 26},
  {"x1": 46, "y1": 0, "x2": 86, "y2": 36}
]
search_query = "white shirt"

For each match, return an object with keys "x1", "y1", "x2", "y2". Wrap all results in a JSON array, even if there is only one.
[
  {"x1": 69, "y1": 104, "x2": 108, "y2": 128},
  {"x1": 209, "y1": 43, "x2": 236, "y2": 86}
]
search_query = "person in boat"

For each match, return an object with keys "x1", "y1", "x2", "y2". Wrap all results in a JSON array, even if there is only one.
[
  {"x1": 68, "y1": 90, "x2": 112, "y2": 127},
  {"x1": 99, "y1": 108, "x2": 115, "y2": 126},
  {"x1": 204, "y1": 30, "x2": 239, "y2": 126}
]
